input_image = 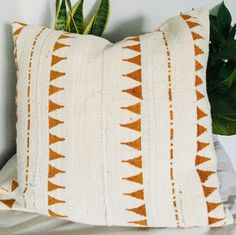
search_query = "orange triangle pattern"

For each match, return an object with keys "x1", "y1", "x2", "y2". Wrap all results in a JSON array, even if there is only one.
[
  {"x1": 202, "y1": 185, "x2": 217, "y2": 197},
  {"x1": 126, "y1": 204, "x2": 146, "y2": 217},
  {"x1": 51, "y1": 55, "x2": 67, "y2": 66},
  {"x1": 48, "y1": 195, "x2": 65, "y2": 206},
  {"x1": 196, "y1": 90, "x2": 205, "y2": 101},
  {"x1": 192, "y1": 32, "x2": 204, "y2": 40},
  {"x1": 49, "y1": 149, "x2": 65, "y2": 161},
  {"x1": 49, "y1": 100, "x2": 64, "y2": 113},
  {"x1": 123, "y1": 55, "x2": 141, "y2": 66},
  {"x1": 121, "y1": 137, "x2": 141, "y2": 151},
  {"x1": 121, "y1": 102, "x2": 141, "y2": 115},
  {"x1": 123, "y1": 85, "x2": 143, "y2": 100},
  {"x1": 186, "y1": 21, "x2": 201, "y2": 29},
  {"x1": 13, "y1": 27, "x2": 24, "y2": 36},
  {"x1": 120, "y1": 119, "x2": 141, "y2": 132},
  {"x1": 48, "y1": 181, "x2": 65, "y2": 191},
  {"x1": 197, "y1": 169, "x2": 215, "y2": 183},
  {"x1": 49, "y1": 85, "x2": 64, "y2": 96},
  {"x1": 50, "y1": 70, "x2": 65, "y2": 81},
  {"x1": 197, "y1": 141, "x2": 209, "y2": 152},
  {"x1": 48, "y1": 164, "x2": 65, "y2": 178},
  {"x1": 49, "y1": 133, "x2": 65, "y2": 145},
  {"x1": 194, "y1": 45, "x2": 204, "y2": 56},
  {"x1": 197, "y1": 107, "x2": 208, "y2": 120},
  {"x1": 124, "y1": 189, "x2": 144, "y2": 200},
  {"x1": 197, "y1": 124, "x2": 207, "y2": 137},
  {"x1": 48, "y1": 209, "x2": 67, "y2": 218},
  {"x1": 195, "y1": 75, "x2": 203, "y2": 86},
  {"x1": 49, "y1": 116, "x2": 64, "y2": 129},
  {"x1": 0, "y1": 199, "x2": 15, "y2": 209},
  {"x1": 207, "y1": 202, "x2": 222, "y2": 213},
  {"x1": 195, "y1": 155, "x2": 211, "y2": 166},
  {"x1": 122, "y1": 156, "x2": 142, "y2": 169},
  {"x1": 123, "y1": 69, "x2": 142, "y2": 82},
  {"x1": 181, "y1": 15, "x2": 192, "y2": 20},
  {"x1": 11, "y1": 180, "x2": 19, "y2": 192},
  {"x1": 123, "y1": 172, "x2": 143, "y2": 185},
  {"x1": 195, "y1": 60, "x2": 203, "y2": 71},
  {"x1": 123, "y1": 44, "x2": 141, "y2": 52},
  {"x1": 53, "y1": 42, "x2": 70, "y2": 52},
  {"x1": 127, "y1": 37, "x2": 140, "y2": 42},
  {"x1": 128, "y1": 219, "x2": 147, "y2": 226},
  {"x1": 58, "y1": 34, "x2": 75, "y2": 39},
  {"x1": 208, "y1": 217, "x2": 224, "y2": 225}
]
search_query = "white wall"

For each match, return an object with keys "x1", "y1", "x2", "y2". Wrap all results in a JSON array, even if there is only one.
[{"x1": 0, "y1": 0, "x2": 235, "y2": 168}]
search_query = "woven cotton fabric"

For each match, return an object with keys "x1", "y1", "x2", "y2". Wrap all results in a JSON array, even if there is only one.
[{"x1": 0, "y1": 8, "x2": 233, "y2": 227}]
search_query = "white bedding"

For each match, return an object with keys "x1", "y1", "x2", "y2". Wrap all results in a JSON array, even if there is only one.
[{"x1": 0, "y1": 138, "x2": 236, "y2": 234}]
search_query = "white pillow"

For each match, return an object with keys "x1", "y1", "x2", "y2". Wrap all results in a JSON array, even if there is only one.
[{"x1": 0, "y1": 8, "x2": 233, "y2": 227}]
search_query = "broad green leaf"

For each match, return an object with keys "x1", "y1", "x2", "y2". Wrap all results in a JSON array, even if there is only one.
[
  {"x1": 68, "y1": 0, "x2": 85, "y2": 34},
  {"x1": 55, "y1": 0, "x2": 68, "y2": 31},
  {"x1": 217, "y1": 47, "x2": 236, "y2": 60},
  {"x1": 217, "y1": 2, "x2": 232, "y2": 38},
  {"x1": 210, "y1": 18, "x2": 224, "y2": 45},
  {"x1": 84, "y1": 0, "x2": 110, "y2": 36},
  {"x1": 212, "y1": 117, "x2": 236, "y2": 135},
  {"x1": 229, "y1": 24, "x2": 236, "y2": 39},
  {"x1": 222, "y1": 68, "x2": 236, "y2": 87}
]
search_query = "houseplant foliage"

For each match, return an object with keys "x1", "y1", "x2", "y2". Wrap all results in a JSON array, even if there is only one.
[
  {"x1": 208, "y1": 1, "x2": 236, "y2": 135},
  {"x1": 54, "y1": 1, "x2": 236, "y2": 136},
  {"x1": 55, "y1": 0, "x2": 110, "y2": 36}
]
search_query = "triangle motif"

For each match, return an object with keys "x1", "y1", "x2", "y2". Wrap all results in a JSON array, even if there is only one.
[
  {"x1": 197, "y1": 169, "x2": 215, "y2": 183},
  {"x1": 123, "y1": 44, "x2": 141, "y2": 52},
  {"x1": 122, "y1": 155, "x2": 142, "y2": 169},
  {"x1": 120, "y1": 119, "x2": 141, "y2": 132},
  {"x1": 202, "y1": 185, "x2": 217, "y2": 197},
  {"x1": 207, "y1": 202, "x2": 222, "y2": 213},
  {"x1": 121, "y1": 102, "x2": 141, "y2": 115},
  {"x1": 195, "y1": 60, "x2": 203, "y2": 71},
  {"x1": 48, "y1": 181, "x2": 65, "y2": 191},
  {"x1": 194, "y1": 45, "x2": 204, "y2": 56},
  {"x1": 126, "y1": 204, "x2": 146, "y2": 217},
  {"x1": 124, "y1": 189, "x2": 144, "y2": 200},
  {"x1": 51, "y1": 55, "x2": 67, "y2": 66},
  {"x1": 195, "y1": 75, "x2": 203, "y2": 87},
  {"x1": 123, "y1": 69, "x2": 142, "y2": 82},
  {"x1": 13, "y1": 27, "x2": 24, "y2": 36},
  {"x1": 196, "y1": 90, "x2": 205, "y2": 101},
  {"x1": 128, "y1": 219, "x2": 147, "y2": 226},
  {"x1": 49, "y1": 100, "x2": 64, "y2": 113},
  {"x1": 186, "y1": 21, "x2": 201, "y2": 29},
  {"x1": 197, "y1": 141, "x2": 209, "y2": 152},
  {"x1": 197, "y1": 124, "x2": 207, "y2": 137},
  {"x1": 197, "y1": 107, "x2": 208, "y2": 120},
  {"x1": 123, "y1": 85, "x2": 143, "y2": 100},
  {"x1": 49, "y1": 116, "x2": 64, "y2": 129},
  {"x1": 123, "y1": 55, "x2": 141, "y2": 66},
  {"x1": 48, "y1": 195, "x2": 65, "y2": 206},
  {"x1": 195, "y1": 155, "x2": 211, "y2": 166},
  {"x1": 58, "y1": 34, "x2": 75, "y2": 39},
  {"x1": 49, "y1": 133, "x2": 65, "y2": 145},
  {"x1": 192, "y1": 32, "x2": 204, "y2": 40},
  {"x1": 127, "y1": 37, "x2": 140, "y2": 42},
  {"x1": 181, "y1": 15, "x2": 192, "y2": 20},
  {"x1": 48, "y1": 164, "x2": 65, "y2": 178},
  {"x1": 49, "y1": 149, "x2": 65, "y2": 161},
  {"x1": 123, "y1": 172, "x2": 143, "y2": 185},
  {"x1": 208, "y1": 217, "x2": 224, "y2": 225},
  {"x1": 48, "y1": 209, "x2": 67, "y2": 218},
  {"x1": 49, "y1": 85, "x2": 64, "y2": 96},
  {"x1": 11, "y1": 180, "x2": 19, "y2": 192},
  {"x1": 121, "y1": 137, "x2": 141, "y2": 151},
  {"x1": 0, "y1": 199, "x2": 15, "y2": 209},
  {"x1": 50, "y1": 70, "x2": 65, "y2": 81},
  {"x1": 53, "y1": 42, "x2": 70, "y2": 52}
]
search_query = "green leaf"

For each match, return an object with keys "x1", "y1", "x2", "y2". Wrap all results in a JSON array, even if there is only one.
[
  {"x1": 229, "y1": 24, "x2": 236, "y2": 39},
  {"x1": 84, "y1": 0, "x2": 110, "y2": 36},
  {"x1": 68, "y1": 0, "x2": 85, "y2": 34},
  {"x1": 222, "y1": 68, "x2": 236, "y2": 88},
  {"x1": 217, "y1": 47, "x2": 236, "y2": 60},
  {"x1": 55, "y1": 0, "x2": 68, "y2": 31},
  {"x1": 217, "y1": 1, "x2": 232, "y2": 38}
]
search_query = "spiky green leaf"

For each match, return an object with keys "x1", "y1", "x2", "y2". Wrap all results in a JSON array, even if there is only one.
[{"x1": 55, "y1": 0, "x2": 68, "y2": 31}]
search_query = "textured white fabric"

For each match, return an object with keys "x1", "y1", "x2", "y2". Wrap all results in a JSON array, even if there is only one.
[{"x1": 0, "y1": 8, "x2": 233, "y2": 227}]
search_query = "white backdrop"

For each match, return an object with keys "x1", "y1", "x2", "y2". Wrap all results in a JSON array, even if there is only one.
[{"x1": 0, "y1": 0, "x2": 235, "y2": 168}]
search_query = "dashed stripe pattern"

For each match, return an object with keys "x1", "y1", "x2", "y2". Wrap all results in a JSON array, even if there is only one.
[
  {"x1": 121, "y1": 36, "x2": 148, "y2": 227},
  {"x1": 24, "y1": 27, "x2": 46, "y2": 193},
  {"x1": 47, "y1": 33, "x2": 75, "y2": 219},
  {"x1": 181, "y1": 14, "x2": 225, "y2": 226},
  {"x1": 159, "y1": 29, "x2": 180, "y2": 227}
]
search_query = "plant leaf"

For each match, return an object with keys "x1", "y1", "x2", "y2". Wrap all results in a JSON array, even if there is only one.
[
  {"x1": 68, "y1": 0, "x2": 84, "y2": 33},
  {"x1": 222, "y1": 68, "x2": 236, "y2": 87},
  {"x1": 217, "y1": 1, "x2": 232, "y2": 38},
  {"x1": 229, "y1": 23, "x2": 236, "y2": 39},
  {"x1": 84, "y1": 0, "x2": 110, "y2": 36},
  {"x1": 55, "y1": 0, "x2": 68, "y2": 31}
]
